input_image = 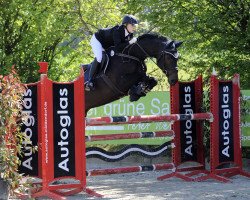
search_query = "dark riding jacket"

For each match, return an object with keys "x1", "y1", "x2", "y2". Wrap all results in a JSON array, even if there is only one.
[{"x1": 95, "y1": 25, "x2": 134, "y2": 52}]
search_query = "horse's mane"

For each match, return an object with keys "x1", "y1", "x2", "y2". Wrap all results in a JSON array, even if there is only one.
[{"x1": 137, "y1": 33, "x2": 168, "y2": 42}]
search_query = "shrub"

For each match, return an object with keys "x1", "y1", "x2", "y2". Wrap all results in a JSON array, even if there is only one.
[{"x1": 0, "y1": 67, "x2": 29, "y2": 194}]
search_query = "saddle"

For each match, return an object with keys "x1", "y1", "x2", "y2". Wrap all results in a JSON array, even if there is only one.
[
  {"x1": 82, "y1": 51, "x2": 110, "y2": 83},
  {"x1": 82, "y1": 49, "x2": 150, "y2": 96}
]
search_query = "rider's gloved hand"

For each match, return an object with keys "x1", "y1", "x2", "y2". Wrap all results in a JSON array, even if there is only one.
[{"x1": 129, "y1": 37, "x2": 137, "y2": 44}]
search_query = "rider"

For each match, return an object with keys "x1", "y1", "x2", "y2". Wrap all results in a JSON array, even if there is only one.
[{"x1": 85, "y1": 14, "x2": 139, "y2": 91}]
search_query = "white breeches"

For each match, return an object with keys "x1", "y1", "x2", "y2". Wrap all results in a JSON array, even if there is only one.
[{"x1": 90, "y1": 34, "x2": 103, "y2": 63}]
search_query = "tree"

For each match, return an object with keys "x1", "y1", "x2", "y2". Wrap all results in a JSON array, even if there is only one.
[
  {"x1": 123, "y1": 0, "x2": 250, "y2": 88},
  {"x1": 0, "y1": 0, "x2": 123, "y2": 82}
]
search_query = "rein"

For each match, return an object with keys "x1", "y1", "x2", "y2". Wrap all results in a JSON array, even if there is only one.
[
  {"x1": 116, "y1": 53, "x2": 141, "y2": 62},
  {"x1": 135, "y1": 42, "x2": 179, "y2": 63}
]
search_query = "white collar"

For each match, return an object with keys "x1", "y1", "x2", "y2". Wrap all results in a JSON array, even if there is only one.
[{"x1": 125, "y1": 28, "x2": 129, "y2": 36}]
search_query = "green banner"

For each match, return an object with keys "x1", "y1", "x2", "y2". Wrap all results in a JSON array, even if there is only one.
[
  {"x1": 86, "y1": 91, "x2": 250, "y2": 147},
  {"x1": 86, "y1": 92, "x2": 171, "y2": 145}
]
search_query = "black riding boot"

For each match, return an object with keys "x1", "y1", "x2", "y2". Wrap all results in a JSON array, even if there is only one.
[{"x1": 85, "y1": 59, "x2": 100, "y2": 91}]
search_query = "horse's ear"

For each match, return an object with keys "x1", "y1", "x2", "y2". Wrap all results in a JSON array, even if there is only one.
[{"x1": 174, "y1": 41, "x2": 183, "y2": 48}]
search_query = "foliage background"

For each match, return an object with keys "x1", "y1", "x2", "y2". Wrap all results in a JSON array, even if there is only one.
[
  {"x1": 0, "y1": 0, "x2": 249, "y2": 88},
  {"x1": 1, "y1": 1, "x2": 249, "y2": 147}
]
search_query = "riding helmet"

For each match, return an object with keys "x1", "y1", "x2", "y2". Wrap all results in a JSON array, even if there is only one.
[{"x1": 122, "y1": 15, "x2": 139, "y2": 25}]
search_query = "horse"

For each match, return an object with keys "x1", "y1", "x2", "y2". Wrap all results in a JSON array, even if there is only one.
[{"x1": 84, "y1": 33, "x2": 182, "y2": 113}]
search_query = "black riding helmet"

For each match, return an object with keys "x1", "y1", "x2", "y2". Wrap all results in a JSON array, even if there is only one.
[{"x1": 122, "y1": 15, "x2": 139, "y2": 25}]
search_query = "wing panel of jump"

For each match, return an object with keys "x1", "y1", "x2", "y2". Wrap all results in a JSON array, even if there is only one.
[
  {"x1": 157, "y1": 76, "x2": 205, "y2": 181},
  {"x1": 19, "y1": 83, "x2": 40, "y2": 178},
  {"x1": 19, "y1": 62, "x2": 91, "y2": 199},
  {"x1": 207, "y1": 74, "x2": 250, "y2": 182}
]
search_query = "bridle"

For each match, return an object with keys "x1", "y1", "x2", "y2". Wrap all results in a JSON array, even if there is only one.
[{"x1": 131, "y1": 41, "x2": 179, "y2": 74}]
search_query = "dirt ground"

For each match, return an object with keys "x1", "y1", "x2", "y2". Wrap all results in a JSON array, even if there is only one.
[
  {"x1": 11, "y1": 158, "x2": 250, "y2": 200},
  {"x1": 66, "y1": 158, "x2": 250, "y2": 200},
  {"x1": 69, "y1": 170, "x2": 250, "y2": 200}
]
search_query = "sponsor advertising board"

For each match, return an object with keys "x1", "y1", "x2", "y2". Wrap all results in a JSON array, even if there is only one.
[{"x1": 86, "y1": 91, "x2": 250, "y2": 147}]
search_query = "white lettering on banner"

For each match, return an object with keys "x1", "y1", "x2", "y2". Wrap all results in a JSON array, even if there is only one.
[
  {"x1": 127, "y1": 123, "x2": 150, "y2": 131},
  {"x1": 104, "y1": 101, "x2": 145, "y2": 116},
  {"x1": 88, "y1": 95, "x2": 171, "y2": 117},
  {"x1": 22, "y1": 89, "x2": 34, "y2": 170},
  {"x1": 183, "y1": 86, "x2": 193, "y2": 156},
  {"x1": 126, "y1": 122, "x2": 171, "y2": 131},
  {"x1": 155, "y1": 122, "x2": 171, "y2": 130},
  {"x1": 57, "y1": 88, "x2": 71, "y2": 172},
  {"x1": 87, "y1": 108, "x2": 97, "y2": 116},
  {"x1": 137, "y1": 103, "x2": 145, "y2": 115},
  {"x1": 151, "y1": 98, "x2": 161, "y2": 115},
  {"x1": 221, "y1": 86, "x2": 231, "y2": 158},
  {"x1": 151, "y1": 98, "x2": 170, "y2": 115}
]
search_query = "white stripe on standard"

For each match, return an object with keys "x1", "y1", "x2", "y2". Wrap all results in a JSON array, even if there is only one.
[
  {"x1": 176, "y1": 114, "x2": 180, "y2": 120},
  {"x1": 124, "y1": 116, "x2": 129, "y2": 122},
  {"x1": 153, "y1": 132, "x2": 156, "y2": 137},
  {"x1": 86, "y1": 135, "x2": 91, "y2": 141}
]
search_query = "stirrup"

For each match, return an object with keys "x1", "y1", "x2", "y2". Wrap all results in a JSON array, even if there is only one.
[{"x1": 85, "y1": 81, "x2": 94, "y2": 91}]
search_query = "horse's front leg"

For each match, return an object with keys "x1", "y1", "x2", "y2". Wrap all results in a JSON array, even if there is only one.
[
  {"x1": 143, "y1": 75, "x2": 157, "y2": 93},
  {"x1": 128, "y1": 74, "x2": 157, "y2": 102}
]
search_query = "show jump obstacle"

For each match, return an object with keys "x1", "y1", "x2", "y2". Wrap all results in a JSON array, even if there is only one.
[
  {"x1": 18, "y1": 62, "x2": 250, "y2": 199},
  {"x1": 19, "y1": 62, "x2": 99, "y2": 199}
]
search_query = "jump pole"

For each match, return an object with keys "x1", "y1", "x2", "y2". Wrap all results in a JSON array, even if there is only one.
[
  {"x1": 86, "y1": 163, "x2": 174, "y2": 176},
  {"x1": 86, "y1": 130, "x2": 174, "y2": 142},
  {"x1": 86, "y1": 113, "x2": 212, "y2": 126}
]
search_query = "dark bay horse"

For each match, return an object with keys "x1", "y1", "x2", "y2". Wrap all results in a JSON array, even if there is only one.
[{"x1": 84, "y1": 33, "x2": 182, "y2": 113}]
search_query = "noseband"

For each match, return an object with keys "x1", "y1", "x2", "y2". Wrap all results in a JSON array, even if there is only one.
[
  {"x1": 158, "y1": 50, "x2": 179, "y2": 60},
  {"x1": 157, "y1": 51, "x2": 179, "y2": 74}
]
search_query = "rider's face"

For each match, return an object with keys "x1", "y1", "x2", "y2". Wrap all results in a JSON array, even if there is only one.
[{"x1": 126, "y1": 23, "x2": 137, "y2": 33}]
